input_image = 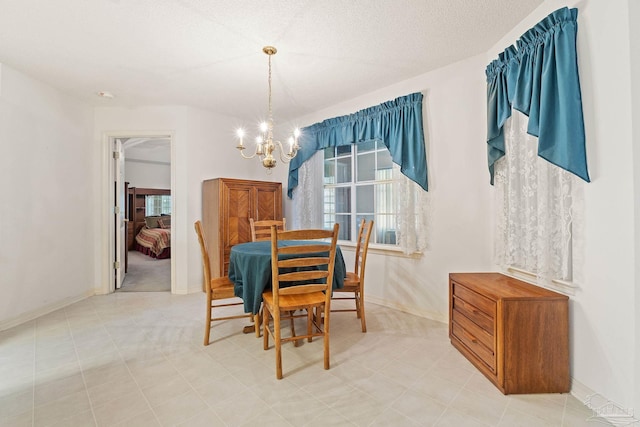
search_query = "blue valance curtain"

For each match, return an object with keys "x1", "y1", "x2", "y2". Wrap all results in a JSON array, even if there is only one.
[
  {"x1": 486, "y1": 7, "x2": 590, "y2": 184},
  {"x1": 287, "y1": 92, "x2": 428, "y2": 198}
]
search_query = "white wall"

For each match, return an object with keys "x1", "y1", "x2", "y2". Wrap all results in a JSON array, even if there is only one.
[
  {"x1": 488, "y1": 0, "x2": 637, "y2": 409},
  {"x1": 290, "y1": 54, "x2": 494, "y2": 321},
  {"x1": 0, "y1": 63, "x2": 95, "y2": 328},
  {"x1": 289, "y1": 0, "x2": 640, "y2": 410},
  {"x1": 628, "y1": 0, "x2": 640, "y2": 414},
  {"x1": 124, "y1": 160, "x2": 171, "y2": 189},
  {"x1": 93, "y1": 105, "x2": 284, "y2": 295}
]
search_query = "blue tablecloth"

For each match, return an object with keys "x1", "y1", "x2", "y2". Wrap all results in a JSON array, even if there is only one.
[{"x1": 228, "y1": 240, "x2": 346, "y2": 314}]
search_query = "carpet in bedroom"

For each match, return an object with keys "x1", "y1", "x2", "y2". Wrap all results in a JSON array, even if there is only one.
[{"x1": 119, "y1": 250, "x2": 170, "y2": 292}]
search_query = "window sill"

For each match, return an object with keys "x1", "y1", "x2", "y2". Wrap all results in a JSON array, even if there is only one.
[
  {"x1": 505, "y1": 266, "x2": 578, "y2": 296},
  {"x1": 338, "y1": 240, "x2": 422, "y2": 258}
]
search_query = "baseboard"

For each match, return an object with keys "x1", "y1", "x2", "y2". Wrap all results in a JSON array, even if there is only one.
[
  {"x1": 0, "y1": 290, "x2": 94, "y2": 332},
  {"x1": 185, "y1": 286, "x2": 203, "y2": 295},
  {"x1": 366, "y1": 295, "x2": 448, "y2": 324}
]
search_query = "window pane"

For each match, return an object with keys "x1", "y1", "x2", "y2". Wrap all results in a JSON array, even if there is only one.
[
  {"x1": 375, "y1": 214, "x2": 396, "y2": 245},
  {"x1": 324, "y1": 213, "x2": 337, "y2": 232},
  {"x1": 357, "y1": 152, "x2": 375, "y2": 182},
  {"x1": 324, "y1": 160, "x2": 335, "y2": 185},
  {"x1": 356, "y1": 185, "x2": 374, "y2": 214},
  {"x1": 336, "y1": 145, "x2": 352, "y2": 156},
  {"x1": 377, "y1": 148, "x2": 393, "y2": 171},
  {"x1": 358, "y1": 140, "x2": 376, "y2": 153},
  {"x1": 336, "y1": 157, "x2": 351, "y2": 183},
  {"x1": 324, "y1": 147, "x2": 335, "y2": 159},
  {"x1": 335, "y1": 214, "x2": 351, "y2": 241},
  {"x1": 375, "y1": 182, "x2": 394, "y2": 214},
  {"x1": 323, "y1": 188, "x2": 335, "y2": 214},
  {"x1": 335, "y1": 187, "x2": 351, "y2": 213},
  {"x1": 145, "y1": 195, "x2": 171, "y2": 216}
]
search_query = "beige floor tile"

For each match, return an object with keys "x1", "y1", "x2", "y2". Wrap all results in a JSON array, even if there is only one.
[
  {"x1": 34, "y1": 389, "x2": 91, "y2": 427},
  {"x1": 175, "y1": 409, "x2": 226, "y2": 427},
  {"x1": 92, "y1": 390, "x2": 150, "y2": 427},
  {"x1": 0, "y1": 389, "x2": 33, "y2": 422},
  {"x1": 142, "y1": 375, "x2": 192, "y2": 408},
  {"x1": 34, "y1": 370, "x2": 86, "y2": 406},
  {"x1": 390, "y1": 390, "x2": 448, "y2": 426},
  {"x1": 0, "y1": 294, "x2": 621, "y2": 427},
  {"x1": 150, "y1": 389, "x2": 209, "y2": 427}
]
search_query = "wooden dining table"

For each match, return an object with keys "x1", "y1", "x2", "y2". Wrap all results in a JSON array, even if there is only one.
[{"x1": 228, "y1": 240, "x2": 346, "y2": 315}]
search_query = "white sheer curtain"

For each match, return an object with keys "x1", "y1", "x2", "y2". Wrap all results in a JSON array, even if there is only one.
[
  {"x1": 393, "y1": 164, "x2": 429, "y2": 254},
  {"x1": 290, "y1": 151, "x2": 324, "y2": 229},
  {"x1": 494, "y1": 110, "x2": 584, "y2": 285},
  {"x1": 291, "y1": 151, "x2": 429, "y2": 255}
]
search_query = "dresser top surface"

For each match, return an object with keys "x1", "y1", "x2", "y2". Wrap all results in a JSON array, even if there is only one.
[{"x1": 449, "y1": 272, "x2": 568, "y2": 300}]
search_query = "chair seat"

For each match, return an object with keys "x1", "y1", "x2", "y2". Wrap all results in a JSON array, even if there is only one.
[
  {"x1": 209, "y1": 277, "x2": 236, "y2": 298},
  {"x1": 262, "y1": 291, "x2": 326, "y2": 312},
  {"x1": 340, "y1": 272, "x2": 361, "y2": 289}
]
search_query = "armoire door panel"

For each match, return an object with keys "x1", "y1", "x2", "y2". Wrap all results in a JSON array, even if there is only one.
[
  {"x1": 203, "y1": 178, "x2": 283, "y2": 277},
  {"x1": 254, "y1": 184, "x2": 282, "y2": 220}
]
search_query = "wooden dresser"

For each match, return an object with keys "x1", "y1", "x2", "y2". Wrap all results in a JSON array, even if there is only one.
[
  {"x1": 449, "y1": 272, "x2": 569, "y2": 394},
  {"x1": 202, "y1": 178, "x2": 282, "y2": 278}
]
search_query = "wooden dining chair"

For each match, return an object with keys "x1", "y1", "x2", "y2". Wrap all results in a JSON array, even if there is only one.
[
  {"x1": 262, "y1": 223, "x2": 339, "y2": 379},
  {"x1": 331, "y1": 219, "x2": 373, "y2": 332},
  {"x1": 249, "y1": 218, "x2": 286, "y2": 241},
  {"x1": 195, "y1": 220, "x2": 252, "y2": 346}
]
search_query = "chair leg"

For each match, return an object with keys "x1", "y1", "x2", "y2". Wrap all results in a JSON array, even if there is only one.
[
  {"x1": 204, "y1": 296, "x2": 212, "y2": 346},
  {"x1": 255, "y1": 307, "x2": 262, "y2": 338},
  {"x1": 274, "y1": 310, "x2": 283, "y2": 379},
  {"x1": 263, "y1": 306, "x2": 270, "y2": 350},
  {"x1": 323, "y1": 306, "x2": 330, "y2": 370},
  {"x1": 359, "y1": 289, "x2": 367, "y2": 333},
  {"x1": 289, "y1": 311, "x2": 301, "y2": 347},
  {"x1": 307, "y1": 308, "x2": 313, "y2": 342}
]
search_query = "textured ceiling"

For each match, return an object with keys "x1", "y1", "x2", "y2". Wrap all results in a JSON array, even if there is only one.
[{"x1": 0, "y1": 0, "x2": 543, "y2": 125}]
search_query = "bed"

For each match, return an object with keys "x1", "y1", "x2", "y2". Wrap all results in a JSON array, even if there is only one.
[{"x1": 135, "y1": 216, "x2": 171, "y2": 259}]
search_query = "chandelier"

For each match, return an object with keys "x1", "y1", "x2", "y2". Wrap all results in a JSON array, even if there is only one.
[{"x1": 236, "y1": 46, "x2": 300, "y2": 171}]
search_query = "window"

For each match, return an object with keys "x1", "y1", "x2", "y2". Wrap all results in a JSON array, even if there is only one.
[
  {"x1": 323, "y1": 141, "x2": 397, "y2": 246},
  {"x1": 145, "y1": 195, "x2": 171, "y2": 216}
]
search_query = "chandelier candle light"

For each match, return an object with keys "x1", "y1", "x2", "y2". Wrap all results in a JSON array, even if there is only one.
[{"x1": 236, "y1": 46, "x2": 300, "y2": 170}]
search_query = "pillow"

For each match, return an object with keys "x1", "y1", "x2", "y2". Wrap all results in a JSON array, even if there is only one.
[
  {"x1": 145, "y1": 216, "x2": 162, "y2": 228},
  {"x1": 158, "y1": 216, "x2": 171, "y2": 229}
]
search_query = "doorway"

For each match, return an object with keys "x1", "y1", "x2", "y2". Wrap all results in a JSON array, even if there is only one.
[{"x1": 107, "y1": 133, "x2": 173, "y2": 293}]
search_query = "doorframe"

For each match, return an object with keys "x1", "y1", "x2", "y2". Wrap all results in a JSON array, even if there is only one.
[{"x1": 100, "y1": 130, "x2": 175, "y2": 294}]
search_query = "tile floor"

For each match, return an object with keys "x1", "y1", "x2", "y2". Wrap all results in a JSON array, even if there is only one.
[{"x1": 0, "y1": 292, "x2": 598, "y2": 426}]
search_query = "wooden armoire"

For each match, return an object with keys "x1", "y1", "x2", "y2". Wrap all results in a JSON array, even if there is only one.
[{"x1": 202, "y1": 178, "x2": 283, "y2": 277}]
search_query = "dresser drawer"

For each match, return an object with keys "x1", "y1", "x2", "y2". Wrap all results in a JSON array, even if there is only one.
[
  {"x1": 452, "y1": 295, "x2": 494, "y2": 332},
  {"x1": 452, "y1": 281, "x2": 495, "y2": 318},
  {"x1": 452, "y1": 309, "x2": 494, "y2": 351},
  {"x1": 451, "y1": 322, "x2": 496, "y2": 371}
]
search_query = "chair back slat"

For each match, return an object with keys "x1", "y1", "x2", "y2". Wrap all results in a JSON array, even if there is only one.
[
  {"x1": 354, "y1": 219, "x2": 374, "y2": 276},
  {"x1": 270, "y1": 224, "x2": 339, "y2": 306},
  {"x1": 278, "y1": 257, "x2": 330, "y2": 269},
  {"x1": 250, "y1": 218, "x2": 286, "y2": 241},
  {"x1": 278, "y1": 284, "x2": 328, "y2": 295},
  {"x1": 278, "y1": 270, "x2": 330, "y2": 283}
]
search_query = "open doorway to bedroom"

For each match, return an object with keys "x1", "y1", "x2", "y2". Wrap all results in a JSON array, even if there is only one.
[{"x1": 116, "y1": 136, "x2": 172, "y2": 292}]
